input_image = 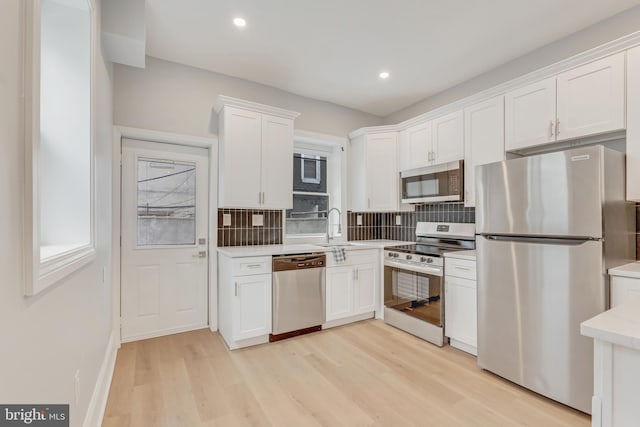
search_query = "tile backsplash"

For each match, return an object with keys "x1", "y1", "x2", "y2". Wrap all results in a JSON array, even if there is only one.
[
  {"x1": 217, "y1": 209, "x2": 283, "y2": 246},
  {"x1": 348, "y1": 202, "x2": 475, "y2": 242}
]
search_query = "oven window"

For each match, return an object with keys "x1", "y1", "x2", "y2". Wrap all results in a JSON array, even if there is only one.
[{"x1": 384, "y1": 266, "x2": 442, "y2": 326}]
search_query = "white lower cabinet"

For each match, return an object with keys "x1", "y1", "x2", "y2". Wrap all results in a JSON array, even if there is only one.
[
  {"x1": 326, "y1": 266, "x2": 354, "y2": 322},
  {"x1": 444, "y1": 255, "x2": 477, "y2": 355},
  {"x1": 353, "y1": 263, "x2": 376, "y2": 314},
  {"x1": 325, "y1": 250, "x2": 378, "y2": 325},
  {"x1": 233, "y1": 274, "x2": 272, "y2": 341},
  {"x1": 219, "y1": 254, "x2": 272, "y2": 349},
  {"x1": 609, "y1": 263, "x2": 640, "y2": 307}
]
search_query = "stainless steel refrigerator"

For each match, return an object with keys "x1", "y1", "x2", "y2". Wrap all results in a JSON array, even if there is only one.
[{"x1": 475, "y1": 145, "x2": 635, "y2": 414}]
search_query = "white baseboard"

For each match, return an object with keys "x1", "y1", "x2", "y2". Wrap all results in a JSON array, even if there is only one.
[
  {"x1": 83, "y1": 329, "x2": 119, "y2": 427},
  {"x1": 322, "y1": 312, "x2": 374, "y2": 329},
  {"x1": 121, "y1": 323, "x2": 208, "y2": 343}
]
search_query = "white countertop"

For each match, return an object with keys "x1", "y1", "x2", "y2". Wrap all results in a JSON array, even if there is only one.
[
  {"x1": 444, "y1": 250, "x2": 476, "y2": 261},
  {"x1": 581, "y1": 297, "x2": 640, "y2": 350},
  {"x1": 351, "y1": 240, "x2": 412, "y2": 248},
  {"x1": 217, "y1": 240, "x2": 412, "y2": 257},
  {"x1": 609, "y1": 262, "x2": 640, "y2": 279}
]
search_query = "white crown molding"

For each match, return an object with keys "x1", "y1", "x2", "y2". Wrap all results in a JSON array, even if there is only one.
[
  {"x1": 294, "y1": 129, "x2": 348, "y2": 147},
  {"x1": 117, "y1": 125, "x2": 217, "y2": 147},
  {"x1": 214, "y1": 95, "x2": 301, "y2": 120},
  {"x1": 349, "y1": 124, "x2": 403, "y2": 139},
  {"x1": 350, "y1": 30, "x2": 640, "y2": 140}
]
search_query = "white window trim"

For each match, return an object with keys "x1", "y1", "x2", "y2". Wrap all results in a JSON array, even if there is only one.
[
  {"x1": 284, "y1": 131, "x2": 347, "y2": 244},
  {"x1": 23, "y1": 0, "x2": 97, "y2": 296}
]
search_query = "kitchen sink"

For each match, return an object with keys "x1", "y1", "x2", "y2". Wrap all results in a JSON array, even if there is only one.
[{"x1": 315, "y1": 242, "x2": 356, "y2": 247}]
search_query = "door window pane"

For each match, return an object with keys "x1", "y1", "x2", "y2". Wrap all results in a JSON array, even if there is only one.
[{"x1": 137, "y1": 159, "x2": 196, "y2": 246}]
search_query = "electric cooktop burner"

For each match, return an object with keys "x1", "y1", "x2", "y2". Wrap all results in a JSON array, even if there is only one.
[
  {"x1": 383, "y1": 222, "x2": 476, "y2": 258},
  {"x1": 385, "y1": 244, "x2": 456, "y2": 257}
]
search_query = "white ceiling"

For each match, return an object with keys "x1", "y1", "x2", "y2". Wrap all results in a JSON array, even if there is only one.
[{"x1": 145, "y1": 0, "x2": 640, "y2": 117}]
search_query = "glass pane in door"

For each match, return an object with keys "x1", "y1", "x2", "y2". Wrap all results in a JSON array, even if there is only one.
[{"x1": 137, "y1": 158, "x2": 196, "y2": 246}]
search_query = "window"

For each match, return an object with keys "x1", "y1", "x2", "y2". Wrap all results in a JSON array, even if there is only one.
[
  {"x1": 24, "y1": 0, "x2": 94, "y2": 295},
  {"x1": 286, "y1": 152, "x2": 329, "y2": 235},
  {"x1": 285, "y1": 137, "x2": 344, "y2": 239},
  {"x1": 137, "y1": 159, "x2": 196, "y2": 246}
]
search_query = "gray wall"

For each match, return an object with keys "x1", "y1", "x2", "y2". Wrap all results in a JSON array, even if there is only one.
[
  {"x1": 0, "y1": 0, "x2": 114, "y2": 424},
  {"x1": 385, "y1": 5, "x2": 640, "y2": 124},
  {"x1": 114, "y1": 57, "x2": 383, "y2": 138}
]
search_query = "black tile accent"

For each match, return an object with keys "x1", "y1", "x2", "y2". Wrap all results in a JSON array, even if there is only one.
[{"x1": 347, "y1": 202, "x2": 475, "y2": 241}]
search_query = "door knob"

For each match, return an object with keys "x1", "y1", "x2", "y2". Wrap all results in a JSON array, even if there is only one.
[{"x1": 193, "y1": 251, "x2": 207, "y2": 258}]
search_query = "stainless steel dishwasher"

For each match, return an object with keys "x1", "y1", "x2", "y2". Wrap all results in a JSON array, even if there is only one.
[{"x1": 271, "y1": 253, "x2": 326, "y2": 341}]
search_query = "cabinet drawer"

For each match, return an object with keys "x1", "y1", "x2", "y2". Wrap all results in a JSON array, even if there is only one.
[
  {"x1": 325, "y1": 249, "x2": 378, "y2": 268},
  {"x1": 445, "y1": 258, "x2": 476, "y2": 281},
  {"x1": 232, "y1": 256, "x2": 272, "y2": 276}
]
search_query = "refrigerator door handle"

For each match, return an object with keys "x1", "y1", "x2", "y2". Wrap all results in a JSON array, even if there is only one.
[{"x1": 484, "y1": 235, "x2": 594, "y2": 246}]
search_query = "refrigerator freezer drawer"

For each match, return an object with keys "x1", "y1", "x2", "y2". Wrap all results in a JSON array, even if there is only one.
[
  {"x1": 477, "y1": 235, "x2": 605, "y2": 414},
  {"x1": 476, "y1": 146, "x2": 612, "y2": 238}
]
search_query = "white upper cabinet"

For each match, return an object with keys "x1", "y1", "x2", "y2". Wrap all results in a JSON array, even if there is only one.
[
  {"x1": 627, "y1": 46, "x2": 640, "y2": 202},
  {"x1": 350, "y1": 132, "x2": 399, "y2": 212},
  {"x1": 260, "y1": 114, "x2": 294, "y2": 209},
  {"x1": 556, "y1": 53, "x2": 625, "y2": 141},
  {"x1": 505, "y1": 77, "x2": 556, "y2": 151},
  {"x1": 506, "y1": 53, "x2": 625, "y2": 152},
  {"x1": 219, "y1": 107, "x2": 263, "y2": 208},
  {"x1": 432, "y1": 110, "x2": 464, "y2": 164},
  {"x1": 216, "y1": 96, "x2": 299, "y2": 209},
  {"x1": 399, "y1": 121, "x2": 431, "y2": 171},
  {"x1": 464, "y1": 96, "x2": 505, "y2": 207}
]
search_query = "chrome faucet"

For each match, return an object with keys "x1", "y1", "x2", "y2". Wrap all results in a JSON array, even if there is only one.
[{"x1": 326, "y1": 207, "x2": 342, "y2": 243}]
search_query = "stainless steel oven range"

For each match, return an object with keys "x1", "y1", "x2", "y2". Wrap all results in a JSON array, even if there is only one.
[{"x1": 383, "y1": 222, "x2": 475, "y2": 346}]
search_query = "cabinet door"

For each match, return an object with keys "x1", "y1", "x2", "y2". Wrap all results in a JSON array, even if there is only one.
[
  {"x1": 432, "y1": 110, "x2": 464, "y2": 164},
  {"x1": 326, "y1": 266, "x2": 354, "y2": 322},
  {"x1": 348, "y1": 136, "x2": 367, "y2": 211},
  {"x1": 505, "y1": 77, "x2": 556, "y2": 151},
  {"x1": 399, "y1": 122, "x2": 431, "y2": 171},
  {"x1": 261, "y1": 114, "x2": 294, "y2": 209},
  {"x1": 463, "y1": 96, "x2": 505, "y2": 207},
  {"x1": 628, "y1": 46, "x2": 640, "y2": 202},
  {"x1": 353, "y1": 263, "x2": 377, "y2": 314},
  {"x1": 556, "y1": 53, "x2": 625, "y2": 141},
  {"x1": 444, "y1": 276, "x2": 477, "y2": 349},
  {"x1": 365, "y1": 132, "x2": 398, "y2": 211},
  {"x1": 220, "y1": 107, "x2": 262, "y2": 208},
  {"x1": 611, "y1": 276, "x2": 640, "y2": 307},
  {"x1": 232, "y1": 274, "x2": 272, "y2": 340}
]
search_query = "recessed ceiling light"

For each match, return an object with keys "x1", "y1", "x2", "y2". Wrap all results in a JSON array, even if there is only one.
[
  {"x1": 233, "y1": 17, "x2": 247, "y2": 28},
  {"x1": 379, "y1": 71, "x2": 390, "y2": 79}
]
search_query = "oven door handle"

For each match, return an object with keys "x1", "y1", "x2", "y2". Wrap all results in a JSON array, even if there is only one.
[{"x1": 384, "y1": 260, "x2": 442, "y2": 276}]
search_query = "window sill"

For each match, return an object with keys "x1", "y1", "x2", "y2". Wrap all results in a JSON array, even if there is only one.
[{"x1": 27, "y1": 245, "x2": 96, "y2": 296}]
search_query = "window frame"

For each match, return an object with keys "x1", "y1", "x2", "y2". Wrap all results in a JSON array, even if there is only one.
[
  {"x1": 134, "y1": 155, "x2": 199, "y2": 249},
  {"x1": 284, "y1": 136, "x2": 345, "y2": 243},
  {"x1": 23, "y1": 0, "x2": 97, "y2": 296}
]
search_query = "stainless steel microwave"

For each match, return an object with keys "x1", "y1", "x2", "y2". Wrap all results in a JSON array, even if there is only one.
[{"x1": 400, "y1": 160, "x2": 464, "y2": 204}]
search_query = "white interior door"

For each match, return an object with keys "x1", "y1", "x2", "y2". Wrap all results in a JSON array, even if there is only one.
[{"x1": 121, "y1": 139, "x2": 209, "y2": 342}]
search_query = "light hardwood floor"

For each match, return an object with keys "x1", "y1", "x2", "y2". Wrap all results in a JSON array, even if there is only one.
[{"x1": 103, "y1": 320, "x2": 590, "y2": 426}]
